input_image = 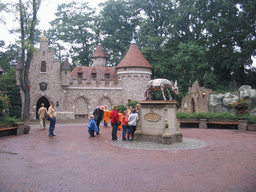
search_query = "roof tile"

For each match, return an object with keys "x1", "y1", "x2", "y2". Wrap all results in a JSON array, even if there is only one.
[{"x1": 116, "y1": 43, "x2": 153, "y2": 69}]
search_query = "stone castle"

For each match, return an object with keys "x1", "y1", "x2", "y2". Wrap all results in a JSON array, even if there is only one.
[{"x1": 16, "y1": 36, "x2": 153, "y2": 120}]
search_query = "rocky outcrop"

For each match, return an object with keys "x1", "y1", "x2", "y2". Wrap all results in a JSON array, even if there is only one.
[
  {"x1": 239, "y1": 85, "x2": 256, "y2": 115},
  {"x1": 209, "y1": 93, "x2": 239, "y2": 113}
]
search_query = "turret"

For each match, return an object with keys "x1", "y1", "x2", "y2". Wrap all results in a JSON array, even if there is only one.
[
  {"x1": 116, "y1": 35, "x2": 153, "y2": 101},
  {"x1": 91, "y1": 43, "x2": 108, "y2": 67},
  {"x1": 61, "y1": 58, "x2": 71, "y2": 87}
]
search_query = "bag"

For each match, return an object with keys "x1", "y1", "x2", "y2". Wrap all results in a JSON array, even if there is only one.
[
  {"x1": 118, "y1": 121, "x2": 121, "y2": 126},
  {"x1": 47, "y1": 116, "x2": 51, "y2": 121}
]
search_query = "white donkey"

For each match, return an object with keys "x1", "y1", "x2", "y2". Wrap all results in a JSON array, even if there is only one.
[{"x1": 144, "y1": 78, "x2": 179, "y2": 101}]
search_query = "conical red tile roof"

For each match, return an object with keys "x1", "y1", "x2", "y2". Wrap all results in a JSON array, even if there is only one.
[
  {"x1": 92, "y1": 44, "x2": 108, "y2": 58},
  {"x1": 116, "y1": 43, "x2": 153, "y2": 69}
]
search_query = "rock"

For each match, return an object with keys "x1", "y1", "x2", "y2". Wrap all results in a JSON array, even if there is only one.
[{"x1": 209, "y1": 93, "x2": 238, "y2": 113}]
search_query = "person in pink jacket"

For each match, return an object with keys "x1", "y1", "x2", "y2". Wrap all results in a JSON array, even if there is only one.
[
  {"x1": 110, "y1": 105, "x2": 119, "y2": 141},
  {"x1": 122, "y1": 110, "x2": 129, "y2": 141}
]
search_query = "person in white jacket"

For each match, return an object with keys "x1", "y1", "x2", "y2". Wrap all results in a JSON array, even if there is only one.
[{"x1": 128, "y1": 109, "x2": 139, "y2": 141}]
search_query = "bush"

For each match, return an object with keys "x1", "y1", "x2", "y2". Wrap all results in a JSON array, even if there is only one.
[
  {"x1": 176, "y1": 112, "x2": 256, "y2": 124},
  {"x1": 118, "y1": 105, "x2": 127, "y2": 113},
  {"x1": 231, "y1": 99, "x2": 250, "y2": 116},
  {"x1": 127, "y1": 100, "x2": 139, "y2": 108},
  {"x1": 0, "y1": 116, "x2": 19, "y2": 124}
]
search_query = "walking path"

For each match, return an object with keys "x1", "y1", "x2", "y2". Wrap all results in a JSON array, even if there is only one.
[{"x1": 0, "y1": 120, "x2": 256, "y2": 192}]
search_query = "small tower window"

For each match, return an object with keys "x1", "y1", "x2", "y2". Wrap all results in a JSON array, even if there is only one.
[
  {"x1": 43, "y1": 51, "x2": 45, "y2": 56},
  {"x1": 41, "y1": 61, "x2": 46, "y2": 72},
  {"x1": 105, "y1": 73, "x2": 110, "y2": 79},
  {"x1": 91, "y1": 73, "x2": 96, "y2": 79},
  {"x1": 77, "y1": 72, "x2": 83, "y2": 78}
]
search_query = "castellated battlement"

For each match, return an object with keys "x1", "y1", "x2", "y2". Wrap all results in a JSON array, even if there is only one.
[{"x1": 70, "y1": 78, "x2": 120, "y2": 87}]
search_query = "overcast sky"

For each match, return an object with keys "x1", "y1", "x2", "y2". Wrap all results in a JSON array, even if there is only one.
[{"x1": 0, "y1": 0, "x2": 105, "y2": 45}]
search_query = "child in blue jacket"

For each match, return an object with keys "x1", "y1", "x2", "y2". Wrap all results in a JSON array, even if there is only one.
[{"x1": 88, "y1": 115, "x2": 99, "y2": 137}]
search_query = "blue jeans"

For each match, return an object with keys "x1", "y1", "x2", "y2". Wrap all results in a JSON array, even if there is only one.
[
  {"x1": 104, "y1": 120, "x2": 107, "y2": 127},
  {"x1": 49, "y1": 117, "x2": 56, "y2": 136},
  {"x1": 122, "y1": 125, "x2": 128, "y2": 140}
]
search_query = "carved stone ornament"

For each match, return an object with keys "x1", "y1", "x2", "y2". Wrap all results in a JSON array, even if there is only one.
[
  {"x1": 39, "y1": 82, "x2": 47, "y2": 91},
  {"x1": 144, "y1": 112, "x2": 161, "y2": 122}
]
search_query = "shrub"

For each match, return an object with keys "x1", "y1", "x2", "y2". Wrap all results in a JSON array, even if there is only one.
[
  {"x1": 118, "y1": 105, "x2": 127, "y2": 113},
  {"x1": 231, "y1": 99, "x2": 250, "y2": 116},
  {"x1": 0, "y1": 116, "x2": 19, "y2": 124},
  {"x1": 127, "y1": 100, "x2": 139, "y2": 108},
  {"x1": 176, "y1": 111, "x2": 256, "y2": 124}
]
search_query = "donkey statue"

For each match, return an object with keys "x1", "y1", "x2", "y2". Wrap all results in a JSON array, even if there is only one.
[{"x1": 144, "y1": 78, "x2": 179, "y2": 101}]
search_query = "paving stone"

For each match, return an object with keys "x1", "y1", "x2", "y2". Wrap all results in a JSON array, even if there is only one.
[{"x1": 0, "y1": 121, "x2": 255, "y2": 192}]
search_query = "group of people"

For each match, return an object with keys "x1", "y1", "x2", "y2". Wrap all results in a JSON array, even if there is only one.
[
  {"x1": 38, "y1": 102, "x2": 57, "y2": 137},
  {"x1": 38, "y1": 101, "x2": 140, "y2": 141},
  {"x1": 88, "y1": 104, "x2": 141, "y2": 141}
]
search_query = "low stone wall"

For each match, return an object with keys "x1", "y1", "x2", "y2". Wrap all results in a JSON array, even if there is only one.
[
  {"x1": 179, "y1": 119, "x2": 251, "y2": 131},
  {"x1": 0, "y1": 123, "x2": 31, "y2": 137}
]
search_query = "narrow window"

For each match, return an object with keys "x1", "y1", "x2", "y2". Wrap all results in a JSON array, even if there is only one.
[
  {"x1": 91, "y1": 73, "x2": 96, "y2": 79},
  {"x1": 41, "y1": 61, "x2": 46, "y2": 72},
  {"x1": 77, "y1": 72, "x2": 83, "y2": 78},
  {"x1": 105, "y1": 73, "x2": 110, "y2": 79}
]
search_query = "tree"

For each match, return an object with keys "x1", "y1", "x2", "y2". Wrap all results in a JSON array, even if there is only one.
[
  {"x1": 17, "y1": 0, "x2": 41, "y2": 121},
  {"x1": 0, "y1": 69, "x2": 21, "y2": 118},
  {"x1": 172, "y1": 41, "x2": 209, "y2": 93},
  {"x1": 97, "y1": 0, "x2": 140, "y2": 65},
  {"x1": 0, "y1": 43, "x2": 20, "y2": 71},
  {"x1": 48, "y1": 1, "x2": 95, "y2": 66}
]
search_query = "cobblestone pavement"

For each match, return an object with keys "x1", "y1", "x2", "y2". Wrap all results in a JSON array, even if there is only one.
[{"x1": 0, "y1": 120, "x2": 256, "y2": 192}]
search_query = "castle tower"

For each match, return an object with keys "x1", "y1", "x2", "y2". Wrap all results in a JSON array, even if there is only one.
[
  {"x1": 61, "y1": 58, "x2": 71, "y2": 87},
  {"x1": 92, "y1": 43, "x2": 108, "y2": 67},
  {"x1": 116, "y1": 36, "x2": 153, "y2": 102}
]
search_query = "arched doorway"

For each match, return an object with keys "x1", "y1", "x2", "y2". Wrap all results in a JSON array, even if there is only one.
[
  {"x1": 36, "y1": 96, "x2": 50, "y2": 119},
  {"x1": 191, "y1": 98, "x2": 196, "y2": 113}
]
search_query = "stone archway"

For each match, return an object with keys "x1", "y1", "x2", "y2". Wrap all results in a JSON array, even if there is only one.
[
  {"x1": 99, "y1": 96, "x2": 112, "y2": 109},
  {"x1": 75, "y1": 96, "x2": 88, "y2": 119},
  {"x1": 36, "y1": 96, "x2": 50, "y2": 119}
]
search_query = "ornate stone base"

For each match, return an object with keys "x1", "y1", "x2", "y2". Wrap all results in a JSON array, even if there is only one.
[{"x1": 135, "y1": 101, "x2": 182, "y2": 145}]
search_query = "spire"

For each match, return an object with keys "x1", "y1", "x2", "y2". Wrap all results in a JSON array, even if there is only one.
[
  {"x1": 130, "y1": 32, "x2": 136, "y2": 44},
  {"x1": 99, "y1": 30, "x2": 102, "y2": 45},
  {"x1": 41, "y1": 30, "x2": 48, "y2": 41}
]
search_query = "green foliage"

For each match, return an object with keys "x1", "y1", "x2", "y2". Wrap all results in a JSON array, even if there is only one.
[
  {"x1": 127, "y1": 100, "x2": 139, "y2": 108},
  {"x1": 97, "y1": 0, "x2": 139, "y2": 65},
  {"x1": 177, "y1": 112, "x2": 256, "y2": 124},
  {"x1": 48, "y1": 1, "x2": 95, "y2": 66},
  {"x1": 177, "y1": 112, "x2": 239, "y2": 121},
  {"x1": 0, "y1": 69, "x2": 21, "y2": 118},
  {"x1": 117, "y1": 105, "x2": 127, "y2": 113},
  {"x1": 0, "y1": 93, "x2": 10, "y2": 117},
  {"x1": 0, "y1": 116, "x2": 19, "y2": 124}
]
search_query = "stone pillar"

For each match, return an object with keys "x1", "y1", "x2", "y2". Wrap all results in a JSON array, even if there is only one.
[
  {"x1": 135, "y1": 101, "x2": 182, "y2": 145},
  {"x1": 199, "y1": 119, "x2": 207, "y2": 129},
  {"x1": 238, "y1": 120, "x2": 248, "y2": 131}
]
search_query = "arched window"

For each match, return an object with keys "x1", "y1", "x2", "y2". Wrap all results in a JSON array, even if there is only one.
[{"x1": 41, "y1": 61, "x2": 46, "y2": 72}]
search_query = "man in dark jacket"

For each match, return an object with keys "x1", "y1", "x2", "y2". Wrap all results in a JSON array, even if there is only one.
[{"x1": 93, "y1": 105, "x2": 104, "y2": 135}]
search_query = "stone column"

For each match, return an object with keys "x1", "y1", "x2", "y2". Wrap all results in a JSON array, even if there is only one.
[
  {"x1": 199, "y1": 119, "x2": 207, "y2": 129},
  {"x1": 238, "y1": 120, "x2": 248, "y2": 131}
]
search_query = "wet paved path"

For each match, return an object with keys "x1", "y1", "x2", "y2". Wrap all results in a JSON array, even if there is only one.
[{"x1": 0, "y1": 120, "x2": 256, "y2": 192}]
